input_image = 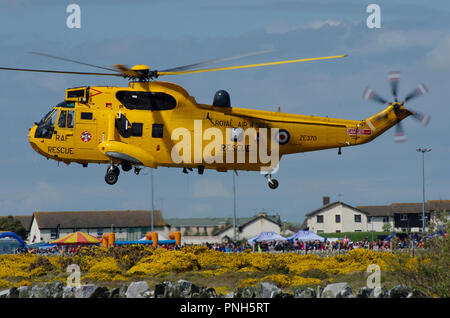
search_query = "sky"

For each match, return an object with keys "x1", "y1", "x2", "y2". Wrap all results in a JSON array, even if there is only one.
[{"x1": 0, "y1": 0, "x2": 449, "y2": 224}]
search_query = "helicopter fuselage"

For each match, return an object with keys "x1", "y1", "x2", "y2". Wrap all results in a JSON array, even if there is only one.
[{"x1": 28, "y1": 80, "x2": 410, "y2": 184}]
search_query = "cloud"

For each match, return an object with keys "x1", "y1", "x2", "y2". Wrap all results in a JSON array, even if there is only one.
[
  {"x1": 265, "y1": 19, "x2": 341, "y2": 35},
  {"x1": 351, "y1": 29, "x2": 445, "y2": 56}
]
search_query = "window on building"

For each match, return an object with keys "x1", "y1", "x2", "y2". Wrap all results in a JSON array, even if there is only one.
[
  {"x1": 354, "y1": 214, "x2": 361, "y2": 223},
  {"x1": 368, "y1": 216, "x2": 372, "y2": 223},
  {"x1": 355, "y1": 230, "x2": 362, "y2": 232},
  {"x1": 50, "y1": 228, "x2": 57, "y2": 240},
  {"x1": 383, "y1": 216, "x2": 389, "y2": 223},
  {"x1": 317, "y1": 215, "x2": 324, "y2": 223},
  {"x1": 335, "y1": 215, "x2": 341, "y2": 223},
  {"x1": 336, "y1": 230, "x2": 341, "y2": 233},
  {"x1": 400, "y1": 214, "x2": 408, "y2": 221},
  {"x1": 97, "y1": 228, "x2": 103, "y2": 237},
  {"x1": 317, "y1": 230, "x2": 324, "y2": 234}
]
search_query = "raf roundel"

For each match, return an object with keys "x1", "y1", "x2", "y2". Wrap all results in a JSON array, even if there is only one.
[
  {"x1": 275, "y1": 129, "x2": 290, "y2": 145},
  {"x1": 81, "y1": 131, "x2": 92, "y2": 142}
]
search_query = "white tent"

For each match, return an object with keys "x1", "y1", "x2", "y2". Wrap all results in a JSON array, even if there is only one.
[
  {"x1": 288, "y1": 230, "x2": 326, "y2": 242},
  {"x1": 247, "y1": 231, "x2": 287, "y2": 245}
]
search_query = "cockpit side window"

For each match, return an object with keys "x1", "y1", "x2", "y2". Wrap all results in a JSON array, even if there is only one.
[
  {"x1": 67, "y1": 111, "x2": 74, "y2": 128},
  {"x1": 58, "y1": 111, "x2": 67, "y2": 128},
  {"x1": 58, "y1": 110, "x2": 75, "y2": 129}
]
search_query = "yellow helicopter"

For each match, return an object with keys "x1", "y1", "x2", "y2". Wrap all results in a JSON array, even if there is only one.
[{"x1": 0, "y1": 53, "x2": 429, "y2": 189}]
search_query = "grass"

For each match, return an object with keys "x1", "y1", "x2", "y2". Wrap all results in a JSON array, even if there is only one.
[{"x1": 321, "y1": 232, "x2": 390, "y2": 242}]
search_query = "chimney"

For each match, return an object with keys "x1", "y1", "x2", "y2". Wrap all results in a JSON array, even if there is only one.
[{"x1": 323, "y1": 196, "x2": 330, "y2": 206}]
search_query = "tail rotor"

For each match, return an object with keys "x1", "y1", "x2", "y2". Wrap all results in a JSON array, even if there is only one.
[{"x1": 363, "y1": 71, "x2": 430, "y2": 142}]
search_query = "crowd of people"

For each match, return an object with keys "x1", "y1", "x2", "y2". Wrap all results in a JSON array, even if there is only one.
[
  {"x1": 16, "y1": 245, "x2": 81, "y2": 256},
  {"x1": 13, "y1": 232, "x2": 438, "y2": 256},
  {"x1": 205, "y1": 233, "x2": 432, "y2": 254}
]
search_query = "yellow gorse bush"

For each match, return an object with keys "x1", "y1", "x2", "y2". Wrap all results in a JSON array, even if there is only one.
[
  {"x1": 126, "y1": 249, "x2": 199, "y2": 276},
  {"x1": 261, "y1": 274, "x2": 322, "y2": 288},
  {"x1": 0, "y1": 246, "x2": 415, "y2": 290}
]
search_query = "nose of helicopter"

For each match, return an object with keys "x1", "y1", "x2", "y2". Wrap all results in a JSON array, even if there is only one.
[{"x1": 28, "y1": 124, "x2": 43, "y2": 155}]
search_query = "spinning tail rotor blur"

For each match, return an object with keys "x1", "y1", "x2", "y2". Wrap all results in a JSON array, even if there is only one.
[{"x1": 363, "y1": 71, "x2": 430, "y2": 142}]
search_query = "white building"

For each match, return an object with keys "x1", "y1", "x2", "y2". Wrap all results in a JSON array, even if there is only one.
[
  {"x1": 166, "y1": 213, "x2": 282, "y2": 244},
  {"x1": 28, "y1": 210, "x2": 168, "y2": 244},
  {"x1": 302, "y1": 199, "x2": 450, "y2": 234},
  {"x1": 304, "y1": 202, "x2": 371, "y2": 234},
  {"x1": 216, "y1": 213, "x2": 282, "y2": 242}
]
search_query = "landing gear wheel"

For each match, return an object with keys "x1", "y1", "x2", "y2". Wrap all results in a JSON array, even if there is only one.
[
  {"x1": 122, "y1": 161, "x2": 132, "y2": 172},
  {"x1": 268, "y1": 179, "x2": 279, "y2": 189},
  {"x1": 105, "y1": 170, "x2": 119, "y2": 185},
  {"x1": 107, "y1": 165, "x2": 120, "y2": 176}
]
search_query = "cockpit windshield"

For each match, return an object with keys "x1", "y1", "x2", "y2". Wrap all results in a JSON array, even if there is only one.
[
  {"x1": 34, "y1": 101, "x2": 73, "y2": 139},
  {"x1": 37, "y1": 107, "x2": 55, "y2": 126}
]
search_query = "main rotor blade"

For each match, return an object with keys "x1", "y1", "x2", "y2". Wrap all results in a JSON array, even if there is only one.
[
  {"x1": 30, "y1": 52, "x2": 118, "y2": 72},
  {"x1": 394, "y1": 122, "x2": 407, "y2": 143},
  {"x1": 159, "y1": 49, "x2": 274, "y2": 72},
  {"x1": 388, "y1": 71, "x2": 400, "y2": 102},
  {"x1": 0, "y1": 67, "x2": 122, "y2": 76},
  {"x1": 404, "y1": 83, "x2": 428, "y2": 103},
  {"x1": 112, "y1": 64, "x2": 142, "y2": 78},
  {"x1": 362, "y1": 87, "x2": 389, "y2": 105},
  {"x1": 409, "y1": 109, "x2": 431, "y2": 126},
  {"x1": 157, "y1": 54, "x2": 347, "y2": 76}
]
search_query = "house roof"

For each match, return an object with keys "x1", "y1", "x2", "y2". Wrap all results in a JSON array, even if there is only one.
[
  {"x1": 166, "y1": 214, "x2": 281, "y2": 229},
  {"x1": 355, "y1": 205, "x2": 393, "y2": 217},
  {"x1": 305, "y1": 201, "x2": 369, "y2": 217},
  {"x1": 31, "y1": 210, "x2": 166, "y2": 229},
  {"x1": 215, "y1": 214, "x2": 281, "y2": 235},
  {"x1": 165, "y1": 218, "x2": 231, "y2": 227},
  {"x1": 357, "y1": 200, "x2": 450, "y2": 216}
]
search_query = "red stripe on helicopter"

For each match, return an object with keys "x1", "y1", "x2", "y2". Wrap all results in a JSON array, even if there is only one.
[{"x1": 347, "y1": 129, "x2": 372, "y2": 136}]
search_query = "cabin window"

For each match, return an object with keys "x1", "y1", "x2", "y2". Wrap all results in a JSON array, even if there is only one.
[
  {"x1": 316, "y1": 215, "x2": 324, "y2": 223},
  {"x1": 335, "y1": 215, "x2": 341, "y2": 223},
  {"x1": 354, "y1": 214, "x2": 362, "y2": 223},
  {"x1": 131, "y1": 123, "x2": 143, "y2": 137},
  {"x1": 116, "y1": 91, "x2": 176, "y2": 111},
  {"x1": 152, "y1": 124, "x2": 164, "y2": 138},
  {"x1": 81, "y1": 112, "x2": 93, "y2": 120}
]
